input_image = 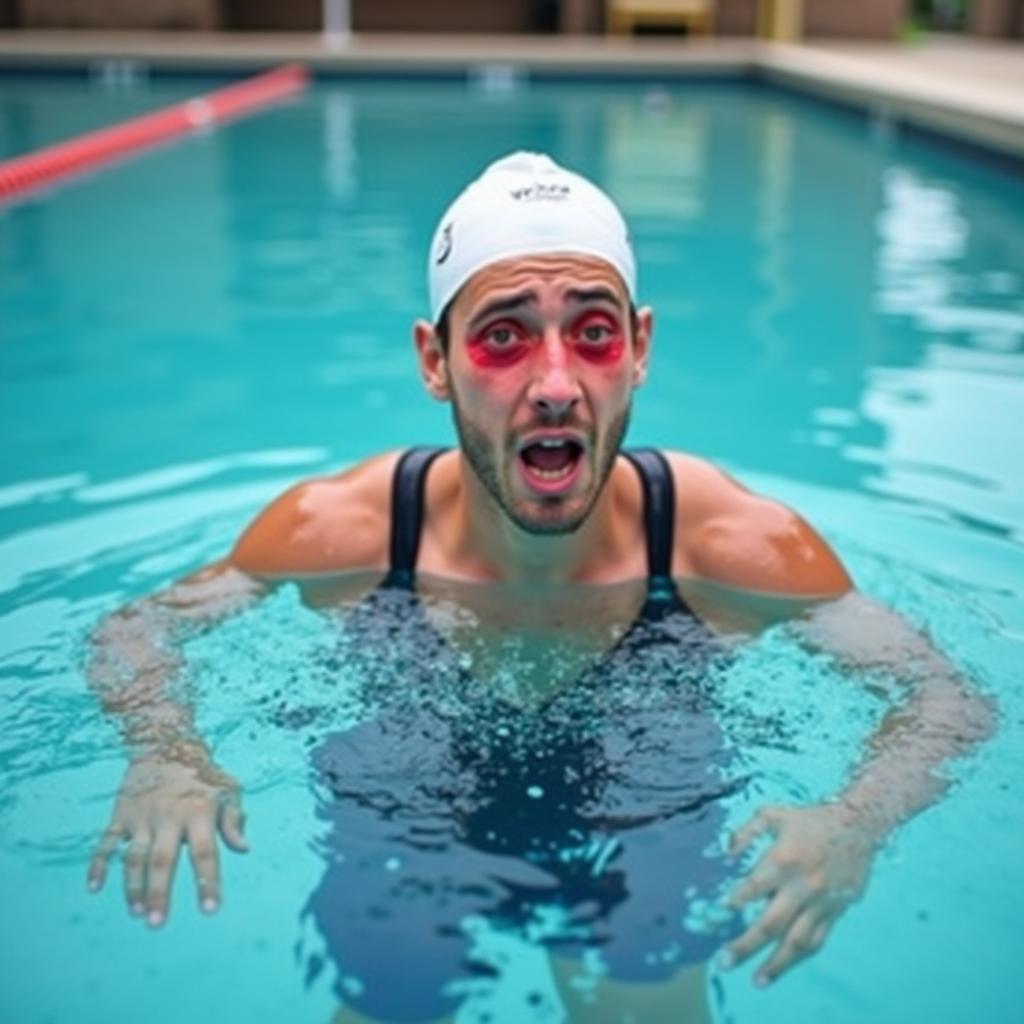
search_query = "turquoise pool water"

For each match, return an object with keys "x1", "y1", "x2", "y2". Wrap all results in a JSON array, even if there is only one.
[{"x1": 1, "y1": 73, "x2": 1022, "y2": 1023}]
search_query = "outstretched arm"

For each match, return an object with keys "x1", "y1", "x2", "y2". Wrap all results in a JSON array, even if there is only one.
[
  {"x1": 86, "y1": 561, "x2": 267, "y2": 926},
  {"x1": 722, "y1": 592, "x2": 997, "y2": 986},
  {"x1": 803, "y1": 593, "x2": 995, "y2": 834},
  {"x1": 85, "y1": 455, "x2": 396, "y2": 927},
  {"x1": 671, "y1": 466, "x2": 997, "y2": 987}
]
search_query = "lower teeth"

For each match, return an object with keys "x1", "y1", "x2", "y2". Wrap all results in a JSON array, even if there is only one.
[{"x1": 530, "y1": 463, "x2": 574, "y2": 480}]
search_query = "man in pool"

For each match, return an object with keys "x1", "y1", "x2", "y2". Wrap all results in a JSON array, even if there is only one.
[{"x1": 87, "y1": 152, "x2": 994, "y2": 1019}]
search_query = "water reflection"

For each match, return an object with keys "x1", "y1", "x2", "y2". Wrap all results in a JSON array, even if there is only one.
[
  {"x1": 876, "y1": 166, "x2": 969, "y2": 324},
  {"x1": 323, "y1": 91, "x2": 357, "y2": 202},
  {"x1": 859, "y1": 164, "x2": 1024, "y2": 538},
  {"x1": 604, "y1": 91, "x2": 706, "y2": 222},
  {"x1": 751, "y1": 110, "x2": 794, "y2": 359},
  {"x1": 876, "y1": 166, "x2": 1024, "y2": 352}
]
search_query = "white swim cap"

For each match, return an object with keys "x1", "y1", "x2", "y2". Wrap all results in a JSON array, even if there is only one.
[{"x1": 427, "y1": 151, "x2": 636, "y2": 323}]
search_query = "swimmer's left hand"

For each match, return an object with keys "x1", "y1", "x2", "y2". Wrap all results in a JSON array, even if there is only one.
[{"x1": 720, "y1": 803, "x2": 880, "y2": 987}]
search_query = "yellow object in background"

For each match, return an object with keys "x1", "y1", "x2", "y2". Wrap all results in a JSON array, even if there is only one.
[
  {"x1": 757, "y1": 0, "x2": 805, "y2": 41},
  {"x1": 605, "y1": 0, "x2": 717, "y2": 36}
]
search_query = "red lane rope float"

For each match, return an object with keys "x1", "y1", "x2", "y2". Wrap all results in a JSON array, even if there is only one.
[{"x1": 0, "y1": 63, "x2": 309, "y2": 202}]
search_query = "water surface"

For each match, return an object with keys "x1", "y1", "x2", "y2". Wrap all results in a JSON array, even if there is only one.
[{"x1": 1, "y1": 73, "x2": 1022, "y2": 1023}]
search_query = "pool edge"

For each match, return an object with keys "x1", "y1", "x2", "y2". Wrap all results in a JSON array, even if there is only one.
[{"x1": 1, "y1": 31, "x2": 1022, "y2": 166}]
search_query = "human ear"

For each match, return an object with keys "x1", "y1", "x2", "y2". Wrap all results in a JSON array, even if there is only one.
[
  {"x1": 414, "y1": 320, "x2": 450, "y2": 401},
  {"x1": 632, "y1": 307, "x2": 653, "y2": 387}
]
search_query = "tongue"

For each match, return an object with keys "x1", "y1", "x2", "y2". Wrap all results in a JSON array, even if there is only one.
[{"x1": 522, "y1": 443, "x2": 574, "y2": 472}]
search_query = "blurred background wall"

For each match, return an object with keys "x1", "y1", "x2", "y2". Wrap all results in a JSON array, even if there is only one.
[
  {"x1": 2, "y1": 0, "x2": 1022, "y2": 38},
  {"x1": 15, "y1": 0, "x2": 222, "y2": 29}
]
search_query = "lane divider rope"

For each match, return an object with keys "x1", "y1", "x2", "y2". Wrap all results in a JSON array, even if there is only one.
[{"x1": 0, "y1": 63, "x2": 309, "y2": 203}]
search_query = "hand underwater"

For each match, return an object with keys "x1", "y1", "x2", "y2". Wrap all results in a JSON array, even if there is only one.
[
  {"x1": 87, "y1": 746, "x2": 248, "y2": 927},
  {"x1": 720, "y1": 803, "x2": 878, "y2": 986}
]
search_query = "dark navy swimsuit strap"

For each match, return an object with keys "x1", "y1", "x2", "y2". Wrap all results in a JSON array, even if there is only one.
[
  {"x1": 385, "y1": 445, "x2": 694, "y2": 616},
  {"x1": 623, "y1": 448, "x2": 696, "y2": 617},
  {"x1": 386, "y1": 446, "x2": 449, "y2": 588},
  {"x1": 623, "y1": 448, "x2": 674, "y2": 581}
]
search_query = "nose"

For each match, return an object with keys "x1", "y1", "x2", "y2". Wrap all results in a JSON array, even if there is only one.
[{"x1": 526, "y1": 328, "x2": 582, "y2": 420}]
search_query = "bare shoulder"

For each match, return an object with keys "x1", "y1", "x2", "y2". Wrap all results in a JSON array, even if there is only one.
[
  {"x1": 229, "y1": 450, "x2": 403, "y2": 580},
  {"x1": 663, "y1": 451, "x2": 852, "y2": 598}
]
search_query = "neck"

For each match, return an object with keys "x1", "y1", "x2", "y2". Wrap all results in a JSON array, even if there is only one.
[{"x1": 447, "y1": 453, "x2": 635, "y2": 585}]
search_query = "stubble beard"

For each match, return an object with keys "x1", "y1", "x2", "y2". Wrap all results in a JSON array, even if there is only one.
[{"x1": 450, "y1": 397, "x2": 631, "y2": 537}]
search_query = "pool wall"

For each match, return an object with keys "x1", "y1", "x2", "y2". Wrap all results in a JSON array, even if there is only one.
[{"x1": 1, "y1": 31, "x2": 1022, "y2": 165}]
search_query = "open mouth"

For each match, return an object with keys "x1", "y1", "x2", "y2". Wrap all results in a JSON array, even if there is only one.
[{"x1": 517, "y1": 437, "x2": 585, "y2": 491}]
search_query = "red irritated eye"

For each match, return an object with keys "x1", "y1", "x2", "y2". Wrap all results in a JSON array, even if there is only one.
[
  {"x1": 467, "y1": 320, "x2": 530, "y2": 368},
  {"x1": 571, "y1": 313, "x2": 625, "y2": 364}
]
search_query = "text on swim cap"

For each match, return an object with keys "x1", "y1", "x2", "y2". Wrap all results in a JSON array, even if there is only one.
[{"x1": 508, "y1": 183, "x2": 571, "y2": 201}]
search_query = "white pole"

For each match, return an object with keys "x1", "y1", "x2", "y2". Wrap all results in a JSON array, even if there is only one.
[{"x1": 323, "y1": 0, "x2": 351, "y2": 47}]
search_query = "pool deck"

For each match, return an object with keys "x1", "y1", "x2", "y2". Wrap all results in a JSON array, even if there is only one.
[{"x1": 1, "y1": 30, "x2": 1022, "y2": 161}]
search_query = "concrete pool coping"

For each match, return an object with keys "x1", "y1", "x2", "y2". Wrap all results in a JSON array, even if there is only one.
[{"x1": 1, "y1": 30, "x2": 1022, "y2": 162}]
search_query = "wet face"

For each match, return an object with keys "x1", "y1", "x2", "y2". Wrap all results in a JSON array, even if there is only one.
[{"x1": 417, "y1": 254, "x2": 651, "y2": 535}]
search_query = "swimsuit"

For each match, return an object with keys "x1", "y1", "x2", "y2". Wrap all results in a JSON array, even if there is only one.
[{"x1": 303, "y1": 448, "x2": 743, "y2": 1021}]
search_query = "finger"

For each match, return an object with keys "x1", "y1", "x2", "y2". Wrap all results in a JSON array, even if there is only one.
[
  {"x1": 218, "y1": 797, "x2": 249, "y2": 854},
  {"x1": 186, "y1": 818, "x2": 221, "y2": 914},
  {"x1": 87, "y1": 824, "x2": 126, "y2": 892},
  {"x1": 144, "y1": 825, "x2": 184, "y2": 928},
  {"x1": 730, "y1": 807, "x2": 782, "y2": 857},
  {"x1": 723, "y1": 890, "x2": 801, "y2": 968},
  {"x1": 728, "y1": 852, "x2": 783, "y2": 909},
  {"x1": 754, "y1": 911, "x2": 829, "y2": 987},
  {"x1": 123, "y1": 832, "x2": 153, "y2": 918}
]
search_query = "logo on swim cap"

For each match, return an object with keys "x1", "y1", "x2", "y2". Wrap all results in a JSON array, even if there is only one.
[
  {"x1": 435, "y1": 222, "x2": 453, "y2": 265},
  {"x1": 509, "y1": 183, "x2": 570, "y2": 202}
]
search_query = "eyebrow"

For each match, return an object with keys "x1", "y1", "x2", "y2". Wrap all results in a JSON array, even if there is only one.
[
  {"x1": 467, "y1": 290, "x2": 538, "y2": 327},
  {"x1": 565, "y1": 286, "x2": 624, "y2": 308},
  {"x1": 467, "y1": 285, "x2": 624, "y2": 328}
]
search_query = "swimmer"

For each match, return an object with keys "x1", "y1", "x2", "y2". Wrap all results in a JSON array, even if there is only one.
[{"x1": 86, "y1": 153, "x2": 994, "y2": 1017}]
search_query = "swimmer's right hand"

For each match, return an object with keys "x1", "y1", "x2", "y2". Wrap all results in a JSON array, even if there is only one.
[{"x1": 86, "y1": 746, "x2": 248, "y2": 927}]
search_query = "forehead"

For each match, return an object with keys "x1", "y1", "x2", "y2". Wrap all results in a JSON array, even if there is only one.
[{"x1": 454, "y1": 253, "x2": 629, "y2": 315}]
